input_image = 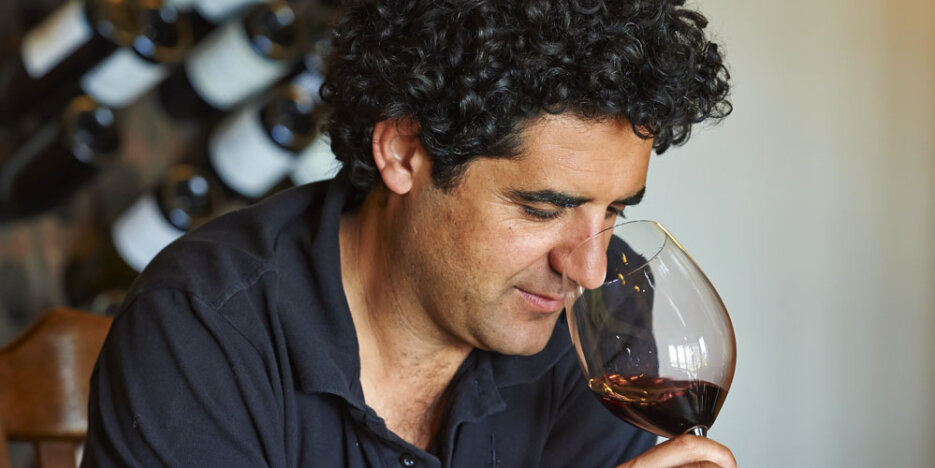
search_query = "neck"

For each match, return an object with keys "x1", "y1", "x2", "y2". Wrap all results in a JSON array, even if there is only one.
[
  {"x1": 341, "y1": 191, "x2": 472, "y2": 373},
  {"x1": 339, "y1": 191, "x2": 472, "y2": 429}
]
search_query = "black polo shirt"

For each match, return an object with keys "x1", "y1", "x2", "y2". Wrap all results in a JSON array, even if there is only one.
[{"x1": 81, "y1": 172, "x2": 655, "y2": 467}]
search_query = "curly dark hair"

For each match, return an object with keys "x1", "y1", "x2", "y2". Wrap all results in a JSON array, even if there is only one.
[{"x1": 320, "y1": 0, "x2": 732, "y2": 194}]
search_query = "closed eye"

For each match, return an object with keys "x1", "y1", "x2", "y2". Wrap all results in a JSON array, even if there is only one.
[
  {"x1": 608, "y1": 206, "x2": 627, "y2": 219},
  {"x1": 524, "y1": 205, "x2": 624, "y2": 221},
  {"x1": 523, "y1": 206, "x2": 562, "y2": 220},
  {"x1": 510, "y1": 186, "x2": 644, "y2": 221}
]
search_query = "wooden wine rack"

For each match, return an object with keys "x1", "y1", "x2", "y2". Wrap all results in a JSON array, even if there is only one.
[{"x1": 0, "y1": 86, "x2": 202, "y2": 346}]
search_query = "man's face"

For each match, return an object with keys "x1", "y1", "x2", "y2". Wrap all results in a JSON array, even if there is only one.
[{"x1": 392, "y1": 114, "x2": 653, "y2": 356}]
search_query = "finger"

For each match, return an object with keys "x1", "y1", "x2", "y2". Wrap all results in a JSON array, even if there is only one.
[
  {"x1": 677, "y1": 463, "x2": 724, "y2": 468},
  {"x1": 619, "y1": 435, "x2": 737, "y2": 468}
]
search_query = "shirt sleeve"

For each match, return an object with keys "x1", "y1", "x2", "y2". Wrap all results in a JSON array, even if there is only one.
[
  {"x1": 540, "y1": 352, "x2": 657, "y2": 468},
  {"x1": 81, "y1": 287, "x2": 285, "y2": 468}
]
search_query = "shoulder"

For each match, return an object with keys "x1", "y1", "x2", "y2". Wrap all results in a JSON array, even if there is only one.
[
  {"x1": 112, "y1": 182, "x2": 336, "y2": 354},
  {"x1": 86, "y1": 285, "x2": 287, "y2": 467},
  {"x1": 130, "y1": 182, "x2": 330, "y2": 307}
]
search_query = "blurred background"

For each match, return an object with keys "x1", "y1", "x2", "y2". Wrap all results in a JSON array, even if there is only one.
[
  {"x1": 0, "y1": 0, "x2": 341, "y2": 340},
  {"x1": 627, "y1": 0, "x2": 935, "y2": 466},
  {"x1": 0, "y1": 0, "x2": 932, "y2": 467}
]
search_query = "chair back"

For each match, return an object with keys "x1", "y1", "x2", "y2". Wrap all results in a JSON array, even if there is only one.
[
  {"x1": 0, "y1": 424, "x2": 9, "y2": 468},
  {"x1": 0, "y1": 307, "x2": 112, "y2": 468}
]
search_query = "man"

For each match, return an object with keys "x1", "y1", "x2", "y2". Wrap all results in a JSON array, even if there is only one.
[{"x1": 83, "y1": 0, "x2": 734, "y2": 466}]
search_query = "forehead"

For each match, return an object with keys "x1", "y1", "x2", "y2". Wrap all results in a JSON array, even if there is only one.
[
  {"x1": 519, "y1": 113, "x2": 644, "y2": 154},
  {"x1": 495, "y1": 114, "x2": 653, "y2": 191}
]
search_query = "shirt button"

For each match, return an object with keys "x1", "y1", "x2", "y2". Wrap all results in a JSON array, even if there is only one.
[{"x1": 398, "y1": 453, "x2": 416, "y2": 467}]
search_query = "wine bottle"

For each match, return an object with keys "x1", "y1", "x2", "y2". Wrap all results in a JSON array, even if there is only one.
[
  {"x1": 185, "y1": 0, "x2": 338, "y2": 51},
  {"x1": 282, "y1": 49, "x2": 342, "y2": 187},
  {"x1": 157, "y1": 0, "x2": 313, "y2": 121},
  {"x1": 204, "y1": 50, "x2": 330, "y2": 201},
  {"x1": 0, "y1": 0, "x2": 116, "y2": 127},
  {"x1": 0, "y1": 0, "x2": 195, "y2": 128},
  {"x1": 287, "y1": 130, "x2": 341, "y2": 187},
  {"x1": 64, "y1": 164, "x2": 224, "y2": 312},
  {"x1": 78, "y1": 0, "x2": 195, "y2": 108},
  {"x1": 0, "y1": 0, "x2": 65, "y2": 64},
  {"x1": 189, "y1": 0, "x2": 270, "y2": 40},
  {"x1": 0, "y1": 94, "x2": 120, "y2": 221}
]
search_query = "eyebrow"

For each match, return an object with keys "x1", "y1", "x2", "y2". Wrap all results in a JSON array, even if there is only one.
[{"x1": 508, "y1": 186, "x2": 646, "y2": 208}]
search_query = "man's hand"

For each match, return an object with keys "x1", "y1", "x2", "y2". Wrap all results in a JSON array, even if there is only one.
[{"x1": 616, "y1": 435, "x2": 737, "y2": 468}]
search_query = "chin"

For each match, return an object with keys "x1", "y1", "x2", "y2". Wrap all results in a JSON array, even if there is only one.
[
  {"x1": 507, "y1": 344, "x2": 550, "y2": 357},
  {"x1": 485, "y1": 323, "x2": 557, "y2": 356}
]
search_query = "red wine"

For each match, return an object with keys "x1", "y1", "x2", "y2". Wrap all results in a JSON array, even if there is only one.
[{"x1": 589, "y1": 374, "x2": 726, "y2": 439}]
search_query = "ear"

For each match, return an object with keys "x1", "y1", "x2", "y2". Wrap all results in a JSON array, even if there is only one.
[{"x1": 372, "y1": 118, "x2": 427, "y2": 195}]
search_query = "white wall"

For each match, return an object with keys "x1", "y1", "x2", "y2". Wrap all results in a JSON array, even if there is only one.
[{"x1": 626, "y1": 1, "x2": 935, "y2": 466}]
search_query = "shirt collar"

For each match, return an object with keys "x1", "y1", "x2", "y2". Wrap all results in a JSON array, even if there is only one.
[{"x1": 287, "y1": 171, "x2": 365, "y2": 404}]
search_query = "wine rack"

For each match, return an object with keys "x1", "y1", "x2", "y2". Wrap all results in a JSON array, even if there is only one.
[{"x1": 0, "y1": 0, "x2": 341, "y2": 346}]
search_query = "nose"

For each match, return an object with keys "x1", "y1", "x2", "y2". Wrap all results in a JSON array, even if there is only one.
[{"x1": 553, "y1": 224, "x2": 613, "y2": 291}]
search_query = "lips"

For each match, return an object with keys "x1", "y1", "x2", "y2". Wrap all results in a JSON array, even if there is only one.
[{"x1": 516, "y1": 287, "x2": 564, "y2": 313}]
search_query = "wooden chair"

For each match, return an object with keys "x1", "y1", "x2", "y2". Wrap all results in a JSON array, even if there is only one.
[
  {"x1": 0, "y1": 424, "x2": 10, "y2": 468},
  {"x1": 0, "y1": 307, "x2": 112, "y2": 468}
]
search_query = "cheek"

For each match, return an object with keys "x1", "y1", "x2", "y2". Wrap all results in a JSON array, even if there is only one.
[
  {"x1": 408, "y1": 200, "x2": 491, "y2": 286},
  {"x1": 428, "y1": 192, "x2": 556, "y2": 286},
  {"x1": 465, "y1": 220, "x2": 558, "y2": 282}
]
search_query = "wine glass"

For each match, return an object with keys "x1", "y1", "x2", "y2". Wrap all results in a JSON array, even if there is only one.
[{"x1": 561, "y1": 220, "x2": 736, "y2": 438}]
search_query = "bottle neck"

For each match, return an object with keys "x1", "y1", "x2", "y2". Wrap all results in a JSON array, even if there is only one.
[
  {"x1": 128, "y1": 3, "x2": 194, "y2": 65},
  {"x1": 260, "y1": 82, "x2": 325, "y2": 153},
  {"x1": 154, "y1": 165, "x2": 221, "y2": 231},
  {"x1": 243, "y1": 0, "x2": 304, "y2": 62},
  {"x1": 208, "y1": 100, "x2": 303, "y2": 200},
  {"x1": 61, "y1": 95, "x2": 121, "y2": 165},
  {"x1": 110, "y1": 165, "x2": 220, "y2": 272},
  {"x1": 86, "y1": 0, "x2": 142, "y2": 47}
]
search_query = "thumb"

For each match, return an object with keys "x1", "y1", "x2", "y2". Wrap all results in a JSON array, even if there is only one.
[{"x1": 616, "y1": 435, "x2": 736, "y2": 468}]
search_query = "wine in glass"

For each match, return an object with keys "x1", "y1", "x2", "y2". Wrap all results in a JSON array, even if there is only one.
[{"x1": 561, "y1": 220, "x2": 736, "y2": 438}]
